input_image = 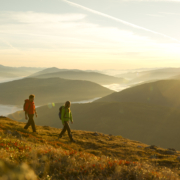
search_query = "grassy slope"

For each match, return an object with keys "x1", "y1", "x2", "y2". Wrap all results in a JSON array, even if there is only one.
[
  {"x1": 33, "y1": 71, "x2": 126, "y2": 85},
  {"x1": 9, "y1": 102, "x2": 180, "y2": 150},
  {"x1": 0, "y1": 77, "x2": 113, "y2": 106},
  {"x1": 0, "y1": 117, "x2": 180, "y2": 179}
]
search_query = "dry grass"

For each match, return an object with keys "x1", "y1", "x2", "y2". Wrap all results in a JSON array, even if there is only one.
[{"x1": 0, "y1": 117, "x2": 180, "y2": 180}]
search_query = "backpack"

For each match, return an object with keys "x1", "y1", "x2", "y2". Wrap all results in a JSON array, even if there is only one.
[
  {"x1": 59, "y1": 106, "x2": 67, "y2": 120},
  {"x1": 24, "y1": 99, "x2": 30, "y2": 112}
]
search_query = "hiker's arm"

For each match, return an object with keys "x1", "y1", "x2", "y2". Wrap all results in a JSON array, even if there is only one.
[
  {"x1": 70, "y1": 111, "x2": 73, "y2": 123},
  {"x1": 25, "y1": 111, "x2": 28, "y2": 120},
  {"x1": 35, "y1": 109, "x2": 37, "y2": 117},
  {"x1": 61, "y1": 108, "x2": 65, "y2": 125},
  {"x1": 24, "y1": 102, "x2": 28, "y2": 120}
]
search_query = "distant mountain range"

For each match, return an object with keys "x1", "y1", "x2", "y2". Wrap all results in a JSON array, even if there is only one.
[
  {"x1": 3, "y1": 65, "x2": 179, "y2": 86},
  {"x1": 0, "y1": 64, "x2": 44, "y2": 78},
  {"x1": 0, "y1": 77, "x2": 113, "y2": 106},
  {"x1": 30, "y1": 68, "x2": 126, "y2": 85},
  {"x1": 117, "y1": 68, "x2": 180, "y2": 84}
]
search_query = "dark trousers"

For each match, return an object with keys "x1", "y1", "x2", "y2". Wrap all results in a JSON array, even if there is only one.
[
  {"x1": 59, "y1": 122, "x2": 73, "y2": 140},
  {"x1": 24, "y1": 114, "x2": 36, "y2": 132}
]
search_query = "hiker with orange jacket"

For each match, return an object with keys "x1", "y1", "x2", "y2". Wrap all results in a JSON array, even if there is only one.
[
  {"x1": 24, "y1": 94, "x2": 38, "y2": 133},
  {"x1": 58, "y1": 101, "x2": 75, "y2": 142}
]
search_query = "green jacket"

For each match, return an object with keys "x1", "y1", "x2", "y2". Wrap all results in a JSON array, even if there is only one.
[{"x1": 61, "y1": 106, "x2": 73, "y2": 125}]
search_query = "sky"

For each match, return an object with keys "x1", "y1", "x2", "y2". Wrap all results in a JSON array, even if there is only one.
[{"x1": 0, "y1": 0, "x2": 180, "y2": 70}]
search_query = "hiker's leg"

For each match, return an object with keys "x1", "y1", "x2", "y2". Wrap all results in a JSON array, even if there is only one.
[
  {"x1": 66, "y1": 122, "x2": 73, "y2": 141},
  {"x1": 24, "y1": 116, "x2": 31, "y2": 130},
  {"x1": 59, "y1": 122, "x2": 67, "y2": 138},
  {"x1": 29, "y1": 114, "x2": 36, "y2": 132}
]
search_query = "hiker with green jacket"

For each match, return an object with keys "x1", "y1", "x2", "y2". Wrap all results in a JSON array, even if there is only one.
[{"x1": 58, "y1": 101, "x2": 75, "y2": 142}]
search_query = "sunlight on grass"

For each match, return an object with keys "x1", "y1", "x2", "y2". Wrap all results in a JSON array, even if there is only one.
[{"x1": 0, "y1": 118, "x2": 180, "y2": 179}]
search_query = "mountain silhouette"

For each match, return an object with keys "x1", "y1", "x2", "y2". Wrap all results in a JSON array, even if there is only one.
[
  {"x1": 0, "y1": 77, "x2": 113, "y2": 106},
  {"x1": 95, "y1": 79, "x2": 180, "y2": 108}
]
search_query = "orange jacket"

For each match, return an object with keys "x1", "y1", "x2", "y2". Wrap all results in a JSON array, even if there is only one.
[{"x1": 24, "y1": 99, "x2": 36, "y2": 115}]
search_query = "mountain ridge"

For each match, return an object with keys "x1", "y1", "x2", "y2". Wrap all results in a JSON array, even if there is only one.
[
  {"x1": 95, "y1": 79, "x2": 180, "y2": 108},
  {"x1": 0, "y1": 77, "x2": 113, "y2": 106}
]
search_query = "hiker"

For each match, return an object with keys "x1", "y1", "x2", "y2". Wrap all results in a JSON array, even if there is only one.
[
  {"x1": 58, "y1": 101, "x2": 75, "y2": 142},
  {"x1": 24, "y1": 94, "x2": 38, "y2": 133}
]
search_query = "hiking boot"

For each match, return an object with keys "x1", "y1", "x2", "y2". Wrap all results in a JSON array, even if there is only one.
[
  {"x1": 70, "y1": 139, "x2": 76, "y2": 143},
  {"x1": 33, "y1": 132, "x2": 38, "y2": 134},
  {"x1": 57, "y1": 135, "x2": 62, "y2": 140}
]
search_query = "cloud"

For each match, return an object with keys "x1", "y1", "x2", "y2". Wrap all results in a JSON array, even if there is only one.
[
  {"x1": 0, "y1": 11, "x2": 180, "y2": 69},
  {"x1": 61, "y1": 0, "x2": 180, "y2": 43},
  {"x1": 0, "y1": 37, "x2": 24, "y2": 54},
  {"x1": 0, "y1": 12, "x2": 179, "y2": 53},
  {"x1": 0, "y1": 11, "x2": 86, "y2": 24}
]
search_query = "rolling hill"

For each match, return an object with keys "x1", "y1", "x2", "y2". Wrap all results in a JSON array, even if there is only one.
[
  {"x1": 31, "y1": 70, "x2": 126, "y2": 85},
  {"x1": 171, "y1": 74, "x2": 180, "y2": 80},
  {"x1": 95, "y1": 79, "x2": 180, "y2": 108},
  {"x1": 0, "y1": 117, "x2": 179, "y2": 179},
  {"x1": 8, "y1": 101, "x2": 180, "y2": 150},
  {"x1": 0, "y1": 77, "x2": 113, "y2": 106}
]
